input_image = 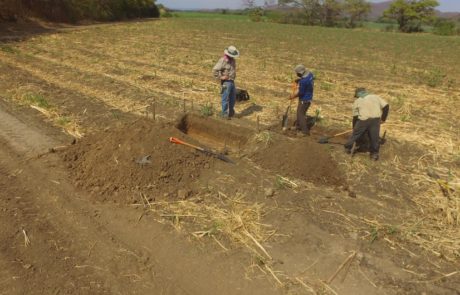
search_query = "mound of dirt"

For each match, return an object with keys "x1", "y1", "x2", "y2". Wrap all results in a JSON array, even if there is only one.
[
  {"x1": 252, "y1": 138, "x2": 345, "y2": 187},
  {"x1": 63, "y1": 119, "x2": 213, "y2": 203}
]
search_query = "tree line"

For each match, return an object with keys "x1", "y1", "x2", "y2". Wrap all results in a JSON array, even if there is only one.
[
  {"x1": 246, "y1": 0, "x2": 452, "y2": 33},
  {"x1": 0, "y1": 0, "x2": 159, "y2": 22},
  {"x1": 277, "y1": 0, "x2": 371, "y2": 28}
]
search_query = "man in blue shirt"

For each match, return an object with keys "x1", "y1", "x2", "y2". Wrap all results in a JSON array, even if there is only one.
[{"x1": 289, "y1": 64, "x2": 314, "y2": 136}]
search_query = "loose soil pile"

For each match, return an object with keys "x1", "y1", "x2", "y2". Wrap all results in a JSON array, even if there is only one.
[
  {"x1": 63, "y1": 119, "x2": 213, "y2": 203},
  {"x1": 253, "y1": 138, "x2": 345, "y2": 187}
]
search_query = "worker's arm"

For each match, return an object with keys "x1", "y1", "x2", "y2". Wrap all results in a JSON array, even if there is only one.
[
  {"x1": 289, "y1": 91, "x2": 299, "y2": 100},
  {"x1": 212, "y1": 58, "x2": 226, "y2": 80},
  {"x1": 352, "y1": 99, "x2": 359, "y2": 122},
  {"x1": 381, "y1": 105, "x2": 389, "y2": 123},
  {"x1": 289, "y1": 81, "x2": 299, "y2": 100}
]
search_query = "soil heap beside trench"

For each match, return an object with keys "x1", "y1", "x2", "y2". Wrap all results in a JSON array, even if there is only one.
[
  {"x1": 63, "y1": 120, "x2": 213, "y2": 203},
  {"x1": 253, "y1": 138, "x2": 346, "y2": 187}
]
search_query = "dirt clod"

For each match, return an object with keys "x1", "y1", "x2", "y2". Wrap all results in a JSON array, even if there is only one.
[{"x1": 264, "y1": 188, "x2": 275, "y2": 198}]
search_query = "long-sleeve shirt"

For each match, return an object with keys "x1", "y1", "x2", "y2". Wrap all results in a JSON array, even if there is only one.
[
  {"x1": 353, "y1": 94, "x2": 389, "y2": 121},
  {"x1": 298, "y1": 72, "x2": 314, "y2": 101},
  {"x1": 212, "y1": 55, "x2": 236, "y2": 81}
]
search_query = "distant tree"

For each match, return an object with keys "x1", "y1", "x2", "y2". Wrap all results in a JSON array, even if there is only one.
[
  {"x1": 243, "y1": 0, "x2": 265, "y2": 22},
  {"x1": 343, "y1": 0, "x2": 371, "y2": 28},
  {"x1": 321, "y1": 0, "x2": 342, "y2": 27},
  {"x1": 279, "y1": 0, "x2": 338, "y2": 25},
  {"x1": 279, "y1": 0, "x2": 319, "y2": 25},
  {"x1": 433, "y1": 18, "x2": 458, "y2": 35},
  {"x1": 384, "y1": 0, "x2": 439, "y2": 32}
]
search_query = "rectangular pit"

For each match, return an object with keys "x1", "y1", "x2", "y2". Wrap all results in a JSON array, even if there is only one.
[{"x1": 177, "y1": 114, "x2": 252, "y2": 152}]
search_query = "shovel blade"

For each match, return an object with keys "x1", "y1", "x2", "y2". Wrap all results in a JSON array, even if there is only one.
[{"x1": 281, "y1": 105, "x2": 291, "y2": 128}]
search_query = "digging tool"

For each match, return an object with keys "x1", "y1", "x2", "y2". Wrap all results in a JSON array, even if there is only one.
[
  {"x1": 282, "y1": 82, "x2": 298, "y2": 130},
  {"x1": 318, "y1": 130, "x2": 353, "y2": 144},
  {"x1": 37, "y1": 139, "x2": 77, "y2": 158},
  {"x1": 379, "y1": 130, "x2": 387, "y2": 145},
  {"x1": 169, "y1": 137, "x2": 235, "y2": 164}
]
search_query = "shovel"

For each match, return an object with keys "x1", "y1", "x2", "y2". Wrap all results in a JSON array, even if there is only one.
[
  {"x1": 282, "y1": 82, "x2": 298, "y2": 130},
  {"x1": 318, "y1": 129, "x2": 353, "y2": 144},
  {"x1": 169, "y1": 137, "x2": 235, "y2": 164}
]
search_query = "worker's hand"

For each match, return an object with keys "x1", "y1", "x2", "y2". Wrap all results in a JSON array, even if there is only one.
[{"x1": 220, "y1": 75, "x2": 229, "y2": 81}]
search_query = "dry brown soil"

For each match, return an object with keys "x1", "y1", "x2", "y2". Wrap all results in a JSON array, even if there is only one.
[{"x1": 1, "y1": 22, "x2": 459, "y2": 295}]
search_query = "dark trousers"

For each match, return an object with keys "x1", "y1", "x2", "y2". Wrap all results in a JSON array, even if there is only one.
[
  {"x1": 296, "y1": 100, "x2": 311, "y2": 134},
  {"x1": 345, "y1": 118, "x2": 381, "y2": 155}
]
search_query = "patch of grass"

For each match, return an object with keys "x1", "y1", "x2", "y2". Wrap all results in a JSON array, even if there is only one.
[
  {"x1": 254, "y1": 131, "x2": 273, "y2": 147},
  {"x1": 23, "y1": 92, "x2": 50, "y2": 109},
  {"x1": 423, "y1": 68, "x2": 446, "y2": 88},
  {"x1": 274, "y1": 175, "x2": 297, "y2": 190},
  {"x1": 200, "y1": 102, "x2": 214, "y2": 117},
  {"x1": 56, "y1": 116, "x2": 71, "y2": 126},
  {"x1": 272, "y1": 74, "x2": 291, "y2": 83},
  {"x1": 110, "y1": 109, "x2": 122, "y2": 119},
  {"x1": 0, "y1": 44, "x2": 19, "y2": 54},
  {"x1": 400, "y1": 114, "x2": 411, "y2": 122},
  {"x1": 392, "y1": 94, "x2": 406, "y2": 109},
  {"x1": 320, "y1": 81, "x2": 334, "y2": 91},
  {"x1": 370, "y1": 226, "x2": 379, "y2": 243},
  {"x1": 369, "y1": 224, "x2": 399, "y2": 243}
]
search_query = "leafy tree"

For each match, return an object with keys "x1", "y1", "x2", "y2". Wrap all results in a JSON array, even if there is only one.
[
  {"x1": 433, "y1": 18, "x2": 458, "y2": 36},
  {"x1": 343, "y1": 0, "x2": 371, "y2": 28},
  {"x1": 321, "y1": 0, "x2": 342, "y2": 27},
  {"x1": 279, "y1": 0, "x2": 341, "y2": 26},
  {"x1": 279, "y1": 0, "x2": 320, "y2": 25},
  {"x1": 384, "y1": 0, "x2": 439, "y2": 32},
  {"x1": 1, "y1": 0, "x2": 159, "y2": 22}
]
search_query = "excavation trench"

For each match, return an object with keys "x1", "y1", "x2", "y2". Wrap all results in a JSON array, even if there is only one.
[{"x1": 176, "y1": 114, "x2": 252, "y2": 152}]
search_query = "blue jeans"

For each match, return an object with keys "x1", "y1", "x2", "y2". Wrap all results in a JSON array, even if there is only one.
[{"x1": 221, "y1": 81, "x2": 236, "y2": 117}]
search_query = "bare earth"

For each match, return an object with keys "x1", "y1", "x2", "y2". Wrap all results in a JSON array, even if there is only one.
[{"x1": 0, "y1": 20, "x2": 459, "y2": 295}]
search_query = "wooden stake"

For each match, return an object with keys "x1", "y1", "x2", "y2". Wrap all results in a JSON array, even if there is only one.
[{"x1": 257, "y1": 115, "x2": 260, "y2": 133}]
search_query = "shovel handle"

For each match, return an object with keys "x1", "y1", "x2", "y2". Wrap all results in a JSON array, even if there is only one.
[
  {"x1": 331, "y1": 129, "x2": 353, "y2": 138},
  {"x1": 169, "y1": 137, "x2": 204, "y2": 151}
]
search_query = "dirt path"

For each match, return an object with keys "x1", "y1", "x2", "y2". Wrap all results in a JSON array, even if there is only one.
[{"x1": 0, "y1": 105, "x2": 281, "y2": 294}]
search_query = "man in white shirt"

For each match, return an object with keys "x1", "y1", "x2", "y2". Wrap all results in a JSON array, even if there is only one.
[{"x1": 344, "y1": 88, "x2": 389, "y2": 161}]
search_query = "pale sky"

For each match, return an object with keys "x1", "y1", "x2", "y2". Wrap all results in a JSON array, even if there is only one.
[{"x1": 157, "y1": 0, "x2": 460, "y2": 12}]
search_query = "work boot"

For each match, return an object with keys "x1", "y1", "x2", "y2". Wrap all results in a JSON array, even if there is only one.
[
  {"x1": 370, "y1": 153, "x2": 379, "y2": 161},
  {"x1": 296, "y1": 132, "x2": 306, "y2": 138}
]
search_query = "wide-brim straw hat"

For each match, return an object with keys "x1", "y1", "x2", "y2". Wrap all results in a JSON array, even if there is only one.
[{"x1": 224, "y1": 45, "x2": 240, "y2": 58}]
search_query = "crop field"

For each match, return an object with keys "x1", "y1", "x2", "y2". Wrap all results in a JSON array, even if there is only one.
[{"x1": 0, "y1": 15, "x2": 459, "y2": 295}]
